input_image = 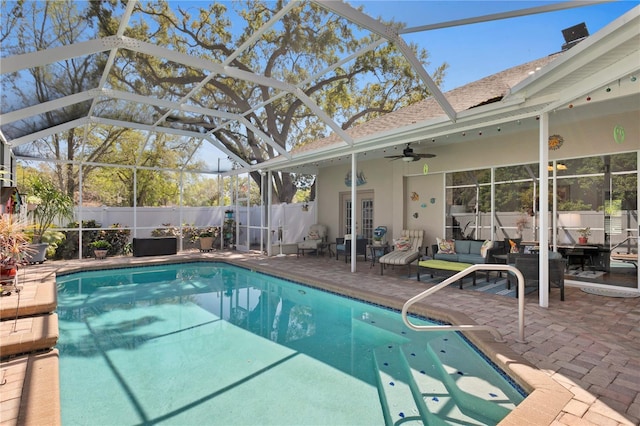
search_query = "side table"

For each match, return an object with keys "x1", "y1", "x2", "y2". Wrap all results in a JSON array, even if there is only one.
[
  {"x1": 319, "y1": 241, "x2": 336, "y2": 258},
  {"x1": 367, "y1": 243, "x2": 389, "y2": 268}
]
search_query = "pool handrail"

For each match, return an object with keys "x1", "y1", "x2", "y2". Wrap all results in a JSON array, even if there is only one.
[{"x1": 401, "y1": 264, "x2": 526, "y2": 343}]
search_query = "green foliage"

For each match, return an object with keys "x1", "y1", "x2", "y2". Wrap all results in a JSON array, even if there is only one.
[
  {"x1": 151, "y1": 224, "x2": 201, "y2": 249},
  {"x1": 23, "y1": 175, "x2": 74, "y2": 243},
  {"x1": 198, "y1": 227, "x2": 220, "y2": 238},
  {"x1": 577, "y1": 227, "x2": 591, "y2": 237},
  {"x1": 55, "y1": 220, "x2": 130, "y2": 259},
  {"x1": 89, "y1": 240, "x2": 112, "y2": 250},
  {"x1": 95, "y1": 225, "x2": 131, "y2": 256}
]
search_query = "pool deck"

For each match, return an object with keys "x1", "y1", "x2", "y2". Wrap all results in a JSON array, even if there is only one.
[{"x1": 1, "y1": 250, "x2": 638, "y2": 425}]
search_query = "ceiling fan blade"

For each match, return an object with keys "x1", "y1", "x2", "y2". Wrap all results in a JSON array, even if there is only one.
[
  {"x1": 416, "y1": 153, "x2": 437, "y2": 158},
  {"x1": 384, "y1": 155, "x2": 403, "y2": 159}
]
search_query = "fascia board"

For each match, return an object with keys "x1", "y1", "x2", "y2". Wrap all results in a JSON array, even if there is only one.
[
  {"x1": 542, "y1": 52, "x2": 640, "y2": 113},
  {"x1": 511, "y1": 7, "x2": 640, "y2": 97}
]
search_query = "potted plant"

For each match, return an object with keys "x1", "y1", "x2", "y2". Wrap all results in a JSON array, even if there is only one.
[
  {"x1": 0, "y1": 215, "x2": 32, "y2": 278},
  {"x1": 23, "y1": 176, "x2": 74, "y2": 263},
  {"x1": 89, "y1": 240, "x2": 111, "y2": 259},
  {"x1": 577, "y1": 227, "x2": 591, "y2": 244},
  {"x1": 515, "y1": 215, "x2": 529, "y2": 238},
  {"x1": 198, "y1": 228, "x2": 214, "y2": 252}
]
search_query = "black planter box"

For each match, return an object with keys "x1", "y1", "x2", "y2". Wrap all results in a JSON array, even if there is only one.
[{"x1": 132, "y1": 237, "x2": 177, "y2": 257}]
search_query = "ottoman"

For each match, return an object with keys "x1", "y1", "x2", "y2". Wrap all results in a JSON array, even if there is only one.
[{"x1": 417, "y1": 259, "x2": 476, "y2": 289}]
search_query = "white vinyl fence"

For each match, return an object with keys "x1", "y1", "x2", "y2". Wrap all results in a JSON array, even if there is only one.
[{"x1": 74, "y1": 202, "x2": 317, "y2": 252}]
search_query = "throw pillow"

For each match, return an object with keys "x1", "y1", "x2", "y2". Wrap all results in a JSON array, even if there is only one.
[
  {"x1": 436, "y1": 237, "x2": 456, "y2": 254},
  {"x1": 480, "y1": 240, "x2": 493, "y2": 257},
  {"x1": 509, "y1": 239, "x2": 519, "y2": 253},
  {"x1": 307, "y1": 230, "x2": 320, "y2": 240},
  {"x1": 394, "y1": 237, "x2": 411, "y2": 251}
]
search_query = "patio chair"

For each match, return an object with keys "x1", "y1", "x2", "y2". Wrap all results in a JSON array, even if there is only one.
[
  {"x1": 336, "y1": 235, "x2": 367, "y2": 262},
  {"x1": 297, "y1": 224, "x2": 328, "y2": 256},
  {"x1": 379, "y1": 229, "x2": 424, "y2": 275},
  {"x1": 509, "y1": 254, "x2": 566, "y2": 300}
]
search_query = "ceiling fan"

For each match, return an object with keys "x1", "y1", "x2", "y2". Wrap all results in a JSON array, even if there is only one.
[{"x1": 384, "y1": 143, "x2": 436, "y2": 162}]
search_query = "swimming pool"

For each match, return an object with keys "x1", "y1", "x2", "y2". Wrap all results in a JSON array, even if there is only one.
[{"x1": 56, "y1": 262, "x2": 525, "y2": 425}]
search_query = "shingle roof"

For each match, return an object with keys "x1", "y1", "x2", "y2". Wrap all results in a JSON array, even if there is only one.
[{"x1": 293, "y1": 53, "x2": 561, "y2": 154}]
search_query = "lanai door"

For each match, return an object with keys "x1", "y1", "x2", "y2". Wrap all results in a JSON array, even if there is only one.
[{"x1": 339, "y1": 190, "x2": 374, "y2": 241}]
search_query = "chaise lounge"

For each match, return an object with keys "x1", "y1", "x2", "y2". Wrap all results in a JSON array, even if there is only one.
[{"x1": 379, "y1": 230, "x2": 424, "y2": 275}]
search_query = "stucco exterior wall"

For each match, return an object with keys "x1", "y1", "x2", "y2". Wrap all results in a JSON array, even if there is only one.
[{"x1": 316, "y1": 108, "x2": 638, "y2": 246}]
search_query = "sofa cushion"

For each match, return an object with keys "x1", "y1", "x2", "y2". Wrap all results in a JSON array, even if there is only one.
[
  {"x1": 480, "y1": 240, "x2": 494, "y2": 257},
  {"x1": 433, "y1": 253, "x2": 459, "y2": 262},
  {"x1": 455, "y1": 239, "x2": 471, "y2": 254},
  {"x1": 436, "y1": 237, "x2": 455, "y2": 254},
  {"x1": 469, "y1": 240, "x2": 484, "y2": 255},
  {"x1": 394, "y1": 237, "x2": 411, "y2": 251},
  {"x1": 458, "y1": 254, "x2": 486, "y2": 264}
]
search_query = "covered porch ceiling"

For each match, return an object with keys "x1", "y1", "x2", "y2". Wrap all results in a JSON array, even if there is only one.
[{"x1": 1, "y1": 1, "x2": 638, "y2": 177}]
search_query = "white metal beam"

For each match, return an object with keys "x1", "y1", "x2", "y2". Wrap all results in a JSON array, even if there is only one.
[
  {"x1": 0, "y1": 37, "x2": 115, "y2": 74},
  {"x1": 315, "y1": 0, "x2": 457, "y2": 122},
  {"x1": 400, "y1": 1, "x2": 613, "y2": 33},
  {"x1": 0, "y1": 90, "x2": 99, "y2": 126},
  {"x1": 9, "y1": 118, "x2": 89, "y2": 147}
]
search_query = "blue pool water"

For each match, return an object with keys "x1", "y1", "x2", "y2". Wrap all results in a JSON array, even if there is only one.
[{"x1": 56, "y1": 262, "x2": 525, "y2": 425}]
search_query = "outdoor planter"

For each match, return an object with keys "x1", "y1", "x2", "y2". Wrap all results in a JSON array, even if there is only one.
[
  {"x1": 199, "y1": 236, "x2": 213, "y2": 251},
  {"x1": 90, "y1": 240, "x2": 112, "y2": 259},
  {"x1": 24, "y1": 243, "x2": 48, "y2": 264},
  {"x1": 93, "y1": 249, "x2": 108, "y2": 259}
]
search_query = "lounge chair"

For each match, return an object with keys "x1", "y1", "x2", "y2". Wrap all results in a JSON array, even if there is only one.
[
  {"x1": 379, "y1": 230, "x2": 424, "y2": 275},
  {"x1": 297, "y1": 224, "x2": 328, "y2": 257}
]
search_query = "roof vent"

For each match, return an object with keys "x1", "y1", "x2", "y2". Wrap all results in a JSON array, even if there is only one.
[{"x1": 561, "y1": 22, "x2": 589, "y2": 51}]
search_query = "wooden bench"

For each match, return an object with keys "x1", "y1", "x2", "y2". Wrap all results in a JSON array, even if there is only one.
[{"x1": 417, "y1": 259, "x2": 476, "y2": 289}]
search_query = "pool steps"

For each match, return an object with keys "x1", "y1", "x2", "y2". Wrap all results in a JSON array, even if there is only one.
[
  {"x1": 355, "y1": 316, "x2": 515, "y2": 425},
  {"x1": 373, "y1": 344, "x2": 446, "y2": 426}
]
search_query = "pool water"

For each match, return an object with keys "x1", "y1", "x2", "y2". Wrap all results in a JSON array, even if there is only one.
[{"x1": 56, "y1": 262, "x2": 525, "y2": 425}]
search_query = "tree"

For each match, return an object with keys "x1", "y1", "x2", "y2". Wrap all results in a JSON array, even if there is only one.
[{"x1": 89, "y1": 0, "x2": 447, "y2": 202}]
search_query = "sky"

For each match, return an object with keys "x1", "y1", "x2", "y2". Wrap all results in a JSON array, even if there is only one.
[{"x1": 348, "y1": 1, "x2": 639, "y2": 91}]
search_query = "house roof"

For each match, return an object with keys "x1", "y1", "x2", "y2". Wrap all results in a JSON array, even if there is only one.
[{"x1": 292, "y1": 54, "x2": 561, "y2": 155}]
